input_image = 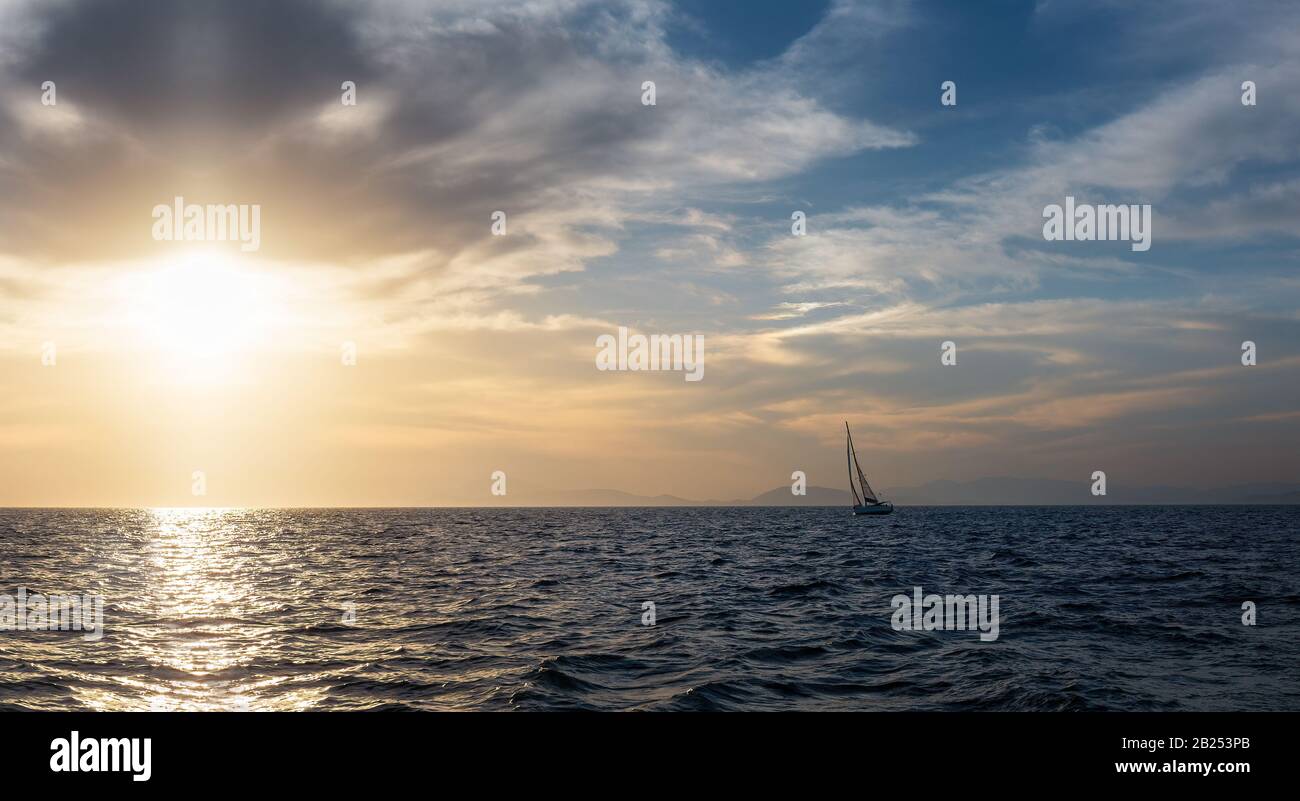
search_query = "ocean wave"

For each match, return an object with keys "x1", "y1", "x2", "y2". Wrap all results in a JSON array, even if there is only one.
[{"x1": 1, "y1": 505, "x2": 1296, "y2": 711}]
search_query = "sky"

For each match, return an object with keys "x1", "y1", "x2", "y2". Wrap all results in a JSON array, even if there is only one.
[{"x1": 0, "y1": 0, "x2": 1297, "y2": 506}]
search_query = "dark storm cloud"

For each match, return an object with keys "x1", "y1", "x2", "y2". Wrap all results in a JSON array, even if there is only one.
[
  {"x1": 0, "y1": 0, "x2": 908, "y2": 270},
  {"x1": 14, "y1": 0, "x2": 371, "y2": 146},
  {"x1": 0, "y1": 0, "x2": 378, "y2": 262}
]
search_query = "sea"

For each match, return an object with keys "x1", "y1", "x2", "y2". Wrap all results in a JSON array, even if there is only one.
[{"x1": 1, "y1": 506, "x2": 1296, "y2": 711}]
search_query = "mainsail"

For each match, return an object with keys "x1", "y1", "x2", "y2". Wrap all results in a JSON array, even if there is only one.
[
  {"x1": 845, "y1": 422, "x2": 878, "y2": 504},
  {"x1": 846, "y1": 425, "x2": 862, "y2": 507}
]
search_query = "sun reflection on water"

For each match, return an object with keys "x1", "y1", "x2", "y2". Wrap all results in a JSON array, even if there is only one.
[{"x1": 74, "y1": 508, "x2": 328, "y2": 711}]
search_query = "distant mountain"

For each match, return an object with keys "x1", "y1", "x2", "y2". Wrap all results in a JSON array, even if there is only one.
[
  {"x1": 853, "y1": 478, "x2": 1300, "y2": 506},
  {"x1": 873, "y1": 477, "x2": 1300, "y2": 505},
  {"x1": 748, "y1": 485, "x2": 852, "y2": 506},
  {"x1": 1235, "y1": 489, "x2": 1300, "y2": 505},
  {"x1": 511, "y1": 479, "x2": 1300, "y2": 506},
  {"x1": 886, "y1": 477, "x2": 1110, "y2": 505},
  {"x1": 502, "y1": 487, "x2": 705, "y2": 506}
]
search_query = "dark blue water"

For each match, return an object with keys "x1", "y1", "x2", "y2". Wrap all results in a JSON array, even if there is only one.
[{"x1": 0, "y1": 506, "x2": 1296, "y2": 710}]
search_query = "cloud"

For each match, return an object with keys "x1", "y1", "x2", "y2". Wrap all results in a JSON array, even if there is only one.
[
  {"x1": 0, "y1": 0, "x2": 914, "y2": 348},
  {"x1": 1, "y1": 0, "x2": 1298, "y2": 501},
  {"x1": 750, "y1": 301, "x2": 849, "y2": 320},
  {"x1": 750, "y1": 14, "x2": 1300, "y2": 320}
]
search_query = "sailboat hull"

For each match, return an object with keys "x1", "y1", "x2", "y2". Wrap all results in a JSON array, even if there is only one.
[
  {"x1": 845, "y1": 422, "x2": 892, "y2": 516},
  {"x1": 852, "y1": 502, "x2": 894, "y2": 516}
]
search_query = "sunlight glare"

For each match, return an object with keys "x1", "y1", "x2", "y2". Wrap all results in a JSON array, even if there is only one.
[{"x1": 122, "y1": 252, "x2": 279, "y2": 373}]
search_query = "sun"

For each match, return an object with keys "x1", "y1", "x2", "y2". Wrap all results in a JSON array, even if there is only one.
[{"x1": 121, "y1": 251, "x2": 280, "y2": 373}]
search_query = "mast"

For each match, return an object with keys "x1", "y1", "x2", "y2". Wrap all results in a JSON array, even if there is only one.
[
  {"x1": 846, "y1": 422, "x2": 878, "y2": 504},
  {"x1": 845, "y1": 422, "x2": 862, "y2": 506}
]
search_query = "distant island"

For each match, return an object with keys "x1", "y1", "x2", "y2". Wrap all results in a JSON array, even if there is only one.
[{"x1": 492, "y1": 478, "x2": 1300, "y2": 506}]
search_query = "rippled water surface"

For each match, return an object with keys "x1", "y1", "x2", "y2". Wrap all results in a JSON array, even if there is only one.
[{"x1": 1, "y1": 506, "x2": 1296, "y2": 711}]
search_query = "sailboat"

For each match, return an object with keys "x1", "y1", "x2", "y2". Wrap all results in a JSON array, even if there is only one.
[{"x1": 846, "y1": 422, "x2": 894, "y2": 515}]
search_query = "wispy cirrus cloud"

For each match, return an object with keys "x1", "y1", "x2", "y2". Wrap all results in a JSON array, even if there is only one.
[{"x1": 0, "y1": 0, "x2": 1297, "y2": 504}]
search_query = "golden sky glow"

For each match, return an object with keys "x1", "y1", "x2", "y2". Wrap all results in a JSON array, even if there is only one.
[{"x1": 1, "y1": 0, "x2": 1298, "y2": 506}]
